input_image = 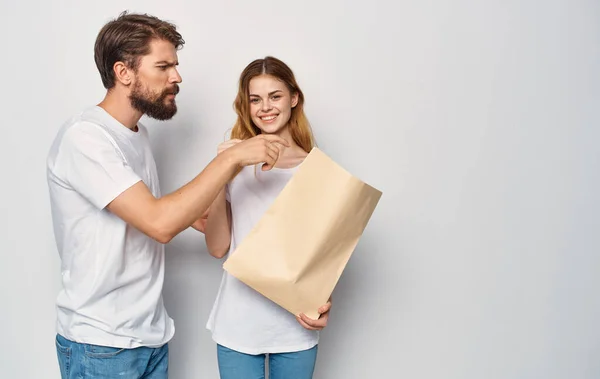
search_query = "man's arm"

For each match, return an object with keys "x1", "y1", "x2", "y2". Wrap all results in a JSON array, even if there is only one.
[
  {"x1": 107, "y1": 134, "x2": 286, "y2": 244},
  {"x1": 107, "y1": 152, "x2": 235, "y2": 243}
]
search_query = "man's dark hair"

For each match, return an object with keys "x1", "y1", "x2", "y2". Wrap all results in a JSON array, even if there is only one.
[{"x1": 94, "y1": 11, "x2": 185, "y2": 89}]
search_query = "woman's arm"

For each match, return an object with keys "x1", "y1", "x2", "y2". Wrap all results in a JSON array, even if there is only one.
[
  {"x1": 203, "y1": 139, "x2": 242, "y2": 258},
  {"x1": 204, "y1": 189, "x2": 232, "y2": 258}
]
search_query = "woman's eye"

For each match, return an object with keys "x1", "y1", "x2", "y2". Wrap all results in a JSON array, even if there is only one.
[
  {"x1": 271, "y1": 95, "x2": 281, "y2": 100},
  {"x1": 250, "y1": 98, "x2": 260, "y2": 104}
]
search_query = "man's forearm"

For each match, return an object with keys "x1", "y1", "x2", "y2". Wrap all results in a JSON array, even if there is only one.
[
  {"x1": 107, "y1": 134, "x2": 284, "y2": 244},
  {"x1": 152, "y1": 152, "x2": 239, "y2": 243}
]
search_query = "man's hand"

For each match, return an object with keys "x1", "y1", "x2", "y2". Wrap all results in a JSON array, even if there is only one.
[
  {"x1": 296, "y1": 299, "x2": 332, "y2": 331},
  {"x1": 224, "y1": 134, "x2": 289, "y2": 171},
  {"x1": 191, "y1": 134, "x2": 286, "y2": 234},
  {"x1": 217, "y1": 139, "x2": 242, "y2": 155}
]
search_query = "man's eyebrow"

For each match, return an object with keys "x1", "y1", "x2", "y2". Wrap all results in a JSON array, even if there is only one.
[{"x1": 155, "y1": 61, "x2": 179, "y2": 66}]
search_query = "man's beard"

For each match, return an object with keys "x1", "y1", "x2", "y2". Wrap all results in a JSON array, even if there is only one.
[{"x1": 129, "y1": 81, "x2": 180, "y2": 121}]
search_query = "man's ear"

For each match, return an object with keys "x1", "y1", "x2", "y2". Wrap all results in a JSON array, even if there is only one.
[{"x1": 114, "y1": 61, "x2": 133, "y2": 86}]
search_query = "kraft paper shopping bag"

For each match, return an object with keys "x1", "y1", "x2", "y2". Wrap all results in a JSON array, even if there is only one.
[{"x1": 223, "y1": 148, "x2": 382, "y2": 319}]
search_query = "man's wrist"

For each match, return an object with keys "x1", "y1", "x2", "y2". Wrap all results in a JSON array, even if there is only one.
[{"x1": 218, "y1": 148, "x2": 241, "y2": 170}]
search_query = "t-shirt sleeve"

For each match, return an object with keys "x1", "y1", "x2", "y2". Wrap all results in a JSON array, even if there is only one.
[{"x1": 54, "y1": 123, "x2": 142, "y2": 209}]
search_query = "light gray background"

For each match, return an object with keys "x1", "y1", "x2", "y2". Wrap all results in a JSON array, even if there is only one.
[{"x1": 1, "y1": 0, "x2": 598, "y2": 378}]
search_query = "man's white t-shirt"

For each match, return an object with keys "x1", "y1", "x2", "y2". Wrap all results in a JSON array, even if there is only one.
[
  {"x1": 47, "y1": 106, "x2": 174, "y2": 348},
  {"x1": 206, "y1": 165, "x2": 319, "y2": 355}
]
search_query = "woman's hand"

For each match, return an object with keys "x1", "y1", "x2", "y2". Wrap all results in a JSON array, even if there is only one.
[{"x1": 296, "y1": 299, "x2": 332, "y2": 331}]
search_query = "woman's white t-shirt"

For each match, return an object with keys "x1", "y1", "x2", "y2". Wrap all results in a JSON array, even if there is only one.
[{"x1": 206, "y1": 164, "x2": 319, "y2": 355}]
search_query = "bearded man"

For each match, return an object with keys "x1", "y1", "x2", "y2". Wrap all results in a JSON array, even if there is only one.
[{"x1": 46, "y1": 11, "x2": 287, "y2": 379}]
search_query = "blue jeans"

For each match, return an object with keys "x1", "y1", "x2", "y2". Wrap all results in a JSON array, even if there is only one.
[
  {"x1": 55, "y1": 334, "x2": 168, "y2": 379},
  {"x1": 217, "y1": 344, "x2": 318, "y2": 379}
]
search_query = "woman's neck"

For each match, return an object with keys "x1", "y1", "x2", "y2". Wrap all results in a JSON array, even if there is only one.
[{"x1": 264, "y1": 127, "x2": 308, "y2": 168}]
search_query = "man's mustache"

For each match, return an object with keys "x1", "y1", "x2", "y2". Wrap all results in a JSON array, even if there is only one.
[{"x1": 165, "y1": 85, "x2": 180, "y2": 95}]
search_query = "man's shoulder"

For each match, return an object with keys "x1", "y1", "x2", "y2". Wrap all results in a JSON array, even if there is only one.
[
  {"x1": 49, "y1": 109, "x2": 120, "y2": 163},
  {"x1": 56, "y1": 106, "x2": 105, "y2": 135},
  {"x1": 50, "y1": 108, "x2": 97, "y2": 149},
  {"x1": 61, "y1": 119, "x2": 110, "y2": 146},
  {"x1": 46, "y1": 108, "x2": 111, "y2": 180}
]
